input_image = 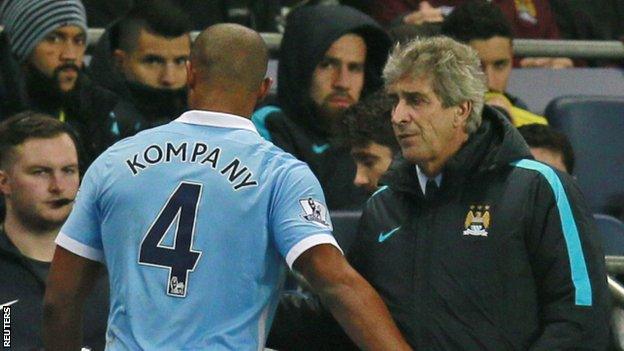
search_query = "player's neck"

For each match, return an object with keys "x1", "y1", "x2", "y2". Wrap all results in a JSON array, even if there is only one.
[
  {"x1": 190, "y1": 88, "x2": 256, "y2": 119},
  {"x1": 3, "y1": 211, "x2": 58, "y2": 262}
]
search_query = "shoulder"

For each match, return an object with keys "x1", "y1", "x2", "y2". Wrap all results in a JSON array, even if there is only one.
[
  {"x1": 508, "y1": 159, "x2": 584, "y2": 206},
  {"x1": 251, "y1": 105, "x2": 292, "y2": 141}
]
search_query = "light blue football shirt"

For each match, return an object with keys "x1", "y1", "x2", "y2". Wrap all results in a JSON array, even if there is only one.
[{"x1": 56, "y1": 110, "x2": 340, "y2": 350}]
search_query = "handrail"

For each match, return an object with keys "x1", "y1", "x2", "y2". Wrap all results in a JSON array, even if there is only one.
[
  {"x1": 607, "y1": 256, "x2": 624, "y2": 274},
  {"x1": 513, "y1": 39, "x2": 624, "y2": 59},
  {"x1": 82, "y1": 29, "x2": 624, "y2": 59}
]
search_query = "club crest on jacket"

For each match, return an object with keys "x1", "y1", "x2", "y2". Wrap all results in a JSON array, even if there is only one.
[{"x1": 463, "y1": 205, "x2": 491, "y2": 237}]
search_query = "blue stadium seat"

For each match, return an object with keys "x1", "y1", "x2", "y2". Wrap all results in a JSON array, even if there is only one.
[
  {"x1": 593, "y1": 213, "x2": 624, "y2": 256},
  {"x1": 330, "y1": 210, "x2": 362, "y2": 254},
  {"x1": 545, "y1": 95, "x2": 624, "y2": 216}
]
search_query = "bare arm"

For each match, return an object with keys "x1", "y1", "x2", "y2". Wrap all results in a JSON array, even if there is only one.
[
  {"x1": 294, "y1": 244, "x2": 412, "y2": 351},
  {"x1": 43, "y1": 246, "x2": 102, "y2": 351}
]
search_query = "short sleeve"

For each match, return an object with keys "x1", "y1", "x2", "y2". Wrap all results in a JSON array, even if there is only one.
[
  {"x1": 270, "y1": 162, "x2": 342, "y2": 269},
  {"x1": 55, "y1": 160, "x2": 105, "y2": 263}
]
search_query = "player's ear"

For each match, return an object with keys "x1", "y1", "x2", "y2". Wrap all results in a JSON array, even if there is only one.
[
  {"x1": 257, "y1": 77, "x2": 272, "y2": 101},
  {"x1": 0, "y1": 169, "x2": 11, "y2": 196},
  {"x1": 112, "y1": 49, "x2": 127, "y2": 69},
  {"x1": 186, "y1": 60, "x2": 196, "y2": 89}
]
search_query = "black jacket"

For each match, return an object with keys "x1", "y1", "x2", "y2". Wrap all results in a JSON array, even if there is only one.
[
  {"x1": 0, "y1": 227, "x2": 109, "y2": 351},
  {"x1": 349, "y1": 106, "x2": 611, "y2": 349},
  {"x1": 252, "y1": 5, "x2": 391, "y2": 211},
  {"x1": 0, "y1": 35, "x2": 121, "y2": 167}
]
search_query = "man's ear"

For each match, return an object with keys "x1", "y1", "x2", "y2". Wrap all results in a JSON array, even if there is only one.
[
  {"x1": 453, "y1": 100, "x2": 472, "y2": 127},
  {"x1": 186, "y1": 60, "x2": 196, "y2": 89},
  {"x1": 112, "y1": 49, "x2": 127, "y2": 69},
  {"x1": 257, "y1": 77, "x2": 273, "y2": 102},
  {"x1": 0, "y1": 169, "x2": 11, "y2": 196}
]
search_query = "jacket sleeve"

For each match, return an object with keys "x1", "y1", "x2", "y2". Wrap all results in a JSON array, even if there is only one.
[
  {"x1": 525, "y1": 171, "x2": 610, "y2": 350},
  {"x1": 251, "y1": 107, "x2": 298, "y2": 155}
]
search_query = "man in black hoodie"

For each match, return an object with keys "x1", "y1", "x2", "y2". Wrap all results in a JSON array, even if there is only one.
[
  {"x1": 0, "y1": 0, "x2": 121, "y2": 165},
  {"x1": 88, "y1": 0, "x2": 191, "y2": 138},
  {"x1": 350, "y1": 36, "x2": 610, "y2": 349},
  {"x1": 252, "y1": 5, "x2": 391, "y2": 210}
]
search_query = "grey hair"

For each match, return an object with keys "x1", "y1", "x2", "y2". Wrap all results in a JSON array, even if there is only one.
[{"x1": 383, "y1": 36, "x2": 487, "y2": 134}]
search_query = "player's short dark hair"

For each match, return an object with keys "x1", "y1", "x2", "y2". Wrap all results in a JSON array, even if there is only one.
[
  {"x1": 341, "y1": 90, "x2": 399, "y2": 151},
  {"x1": 441, "y1": 0, "x2": 513, "y2": 43},
  {"x1": 0, "y1": 111, "x2": 80, "y2": 169},
  {"x1": 517, "y1": 123, "x2": 576, "y2": 173},
  {"x1": 114, "y1": 0, "x2": 191, "y2": 52}
]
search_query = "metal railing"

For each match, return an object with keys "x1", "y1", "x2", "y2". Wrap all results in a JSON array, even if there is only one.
[
  {"x1": 604, "y1": 256, "x2": 624, "y2": 307},
  {"x1": 83, "y1": 28, "x2": 624, "y2": 59}
]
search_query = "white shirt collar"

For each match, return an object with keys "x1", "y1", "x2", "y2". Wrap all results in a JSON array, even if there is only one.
[
  {"x1": 415, "y1": 165, "x2": 443, "y2": 195},
  {"x1": 175, "y1": 110, "x2": 259, "y2": 134}
]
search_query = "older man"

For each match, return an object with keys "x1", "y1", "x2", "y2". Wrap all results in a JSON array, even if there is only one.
[{"x1": 348, "y1": 36, "x2": 609, "y2": 349}]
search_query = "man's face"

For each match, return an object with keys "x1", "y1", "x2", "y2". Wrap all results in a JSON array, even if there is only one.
[
  {"x1": 389, "y1": 75, "x2": 460, "y2": 164},
  {"x1": 469, "y1": 36, "x2": 512, "y2": 93},
  {"x1": 530, "y1": 147, "x2": 568, "y2": 173},
  {"x1": 309, "y1": 34, "x2": 366, "y2": 120},
  {"x1": 29, "y1": 25, "x2": 86, "y2": 92},
  {"x1": 116, "y1": 28, "x2": 190, "y2": 89},
  {"x1": 351, "y1": 142, "x2": 394, "y2": 194},
  {"x1": 0, "y1": 134, "x2": 79, "y2": 231}
]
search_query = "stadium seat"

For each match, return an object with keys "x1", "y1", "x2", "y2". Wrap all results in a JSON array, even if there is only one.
[
  {"x1": 593, "y1": 214, "x2": 624, "y2": 257},
  {"x1": 545, "y1": 96, "x2": 624, "y2": 216},
  {"x1": 507, "y1": 68, "x2": 624, "y2": 114},
  {"x1": 330, "y1": 210, "x2": 362, "y2": 254}
]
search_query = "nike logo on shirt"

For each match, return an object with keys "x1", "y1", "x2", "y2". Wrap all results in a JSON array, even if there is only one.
[
  {"x1": 311, "y1": 143, "x2": 330, "y2": 154},
  {"x1": 378, "y1": 227, "x2": 401, "y2": 243},
  {"x1": 0, "y1": 299, "x2": 18, "y2": 308}
]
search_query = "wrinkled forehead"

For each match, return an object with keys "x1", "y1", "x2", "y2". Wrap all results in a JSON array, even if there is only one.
[{"x1": 387, "y1": 73, "x2": 435, "y2": 95}]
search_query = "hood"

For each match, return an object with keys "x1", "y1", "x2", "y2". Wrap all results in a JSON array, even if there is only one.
[
  {"x1": 383, "y1": 105, "x2": 532, "y2": 195},
  {"x1": 87, "y1": 20, "x2": 129, "y2": 97},
  {"x1": 277, "y1": 5, "x2": 391, "y2": 134}
]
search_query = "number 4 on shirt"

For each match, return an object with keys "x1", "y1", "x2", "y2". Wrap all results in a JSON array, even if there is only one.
[{"x1": 138, "y1": 182, "x2": 203, "y2": 298}]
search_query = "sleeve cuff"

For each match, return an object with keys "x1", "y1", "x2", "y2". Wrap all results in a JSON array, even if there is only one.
[
  {"x1": 55, "y1": 232, "x2": 105, "y2": 263},
  {"x1": 285, "y1": 233, "x2": 343, "y2": 269}
]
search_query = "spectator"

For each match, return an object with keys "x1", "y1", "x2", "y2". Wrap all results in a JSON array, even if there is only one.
[
  {"x1": 89, "y1": 0, "x2": 191, "y2": 137},
  {"x1": 342, "y1": 90, "x2": 399, "y2": 194},
  {"x1": 42, "y1": 23, "x2": 411, "y2": 351},
  {"x1": 441, "y1": 0, "x2": 548, "y2": 126},
  {"x1": 0, "y1": 112, "x2": 108, "y2": 350},
  {"x1": 0, "y1": 0, "x2": 121, "y2": 164},
  {"x1": 348, "y1": 36, "x2": 610, "y2": 348},
  {"x1": 252, "y1": 5, "x2": 391, "y2": 210},
  {"x1": 517, "y1": 123, "x2": 574, "y2": 173},
  {"x1": 368, "y1": 0, "x2": 573, "y2": 68}
]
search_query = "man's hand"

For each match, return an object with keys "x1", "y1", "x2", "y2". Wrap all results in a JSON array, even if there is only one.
[
  {"x1": 294, "y1": 244, "x2": 412, "y2": 351},
  {"x1": 403, "y1": 1, "x2": 444, "y2": 25}
]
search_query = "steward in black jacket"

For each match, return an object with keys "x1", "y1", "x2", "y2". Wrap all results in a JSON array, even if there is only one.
[
  {"x1": 251, "y1": 5, "x2": 391, "y2": 210},
  {"x1": 351, "y1": 104, "x2": 610, "y2": 349},
  {"x1": 0, "y1": 227, "x2": 109, "y2": 350}
]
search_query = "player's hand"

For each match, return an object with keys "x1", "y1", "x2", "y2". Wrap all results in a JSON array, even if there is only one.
[{"x1": 403, "y1": 1, "x2": 444, "y2": 25}]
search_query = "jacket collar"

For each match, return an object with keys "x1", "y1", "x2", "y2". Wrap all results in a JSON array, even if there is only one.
[{"x1": 382, "y1": 105, "x2": 531, "y2": 195}]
